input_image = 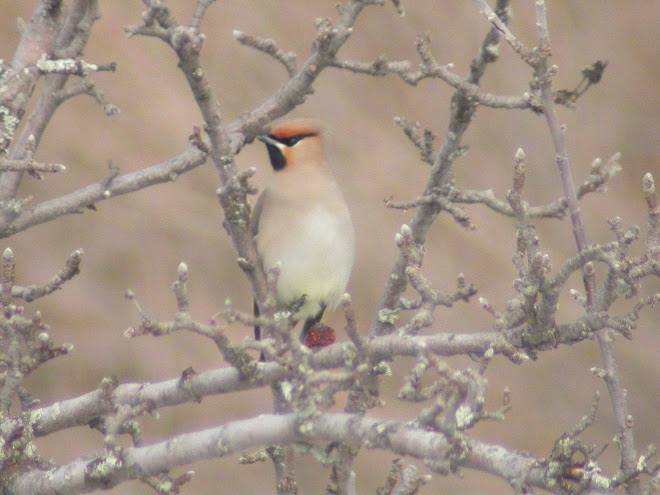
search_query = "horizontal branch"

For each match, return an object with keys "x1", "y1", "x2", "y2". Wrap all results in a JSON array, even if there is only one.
[
  {"x1": 365, "y1": 331, "x2": 504, "y2": 359},
  {"x1": 388, "y1": 151, "x2": 622, "y2": 221},
  {"x1": 0, "y1": 329, "x2": 533, "y2": 442},
  {"x1": 330, "y1": 55, "x2": 529, "y2": 109},
  {"x1": 0, "y1": 159, "x2": 65, "y2": 174},
  {"x1": 8, "y1": 233, "x2": 644, "y2": 444},
  {"x1": 9, "y1": 411, "x2": 613, "y2": 495},
  {"x1": 0, "y1": 145, "x2": 207, "y2": 237},
  {"x1": 35, "y1": 54, "x2": 116, "y2": 77},
  {"x1": 0, "y1": 363, "x2": 286, "y2": 441},
  {"x1": 451, "y1": 187, "x2": 568, "y2": 219}
]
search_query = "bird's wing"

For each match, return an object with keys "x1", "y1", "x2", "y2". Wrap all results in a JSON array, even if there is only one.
[
  {"x1": 251, "y1": 190, "x2": 267, "y2": 356},
  {"x1": 250, "y1": 190, "x2": 266, "y2": 238}
]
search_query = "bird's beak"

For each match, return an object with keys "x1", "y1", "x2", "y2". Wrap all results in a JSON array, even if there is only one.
[{"x1": 257, "y1": 134, "x2": 280, "y2": 147}]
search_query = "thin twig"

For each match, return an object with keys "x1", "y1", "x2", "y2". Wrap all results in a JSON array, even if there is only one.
[
  {"x1": 11, "y1": 249, "x2": 82, "y2": 302},
  {"x1": 190, "y1": 0, "x2": 216, "y2": 30},
  {"x1": 471, "y1": 0, "x2": 536, "y2": 66},
  {"x1": 35, "y1": 55, "x2": 116, "y2": 77},
  {"x1": 233, "y1": 31, "x2": 297, "y2": 78},
  {"x1": 331, "y1": 35, "x2": 530, "y2": 110},
  {"x1": 0, "y1": 159, "x2": 65, "y2": 174}
]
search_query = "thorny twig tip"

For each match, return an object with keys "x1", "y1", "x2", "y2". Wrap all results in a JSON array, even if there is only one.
[{"x1": 3, "y1": 247, "x2": 13, "y2": 261}]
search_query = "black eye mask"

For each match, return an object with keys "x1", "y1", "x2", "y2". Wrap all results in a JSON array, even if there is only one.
[{"x1": 272, "y1": 133, "x2": 316, "y2": 147}]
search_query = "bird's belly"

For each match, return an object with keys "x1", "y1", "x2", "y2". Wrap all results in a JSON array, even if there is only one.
[{"x1": 259, "y1": 207, "x2": 354, "y2": 318}]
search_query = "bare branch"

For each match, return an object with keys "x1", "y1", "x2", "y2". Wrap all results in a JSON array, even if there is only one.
[
  {"x1": 53, "y1": 78, "x2": 120, "y2": 116},
  {"x1": 393, "y1": 224, "x2": 476, "y2": 336},
  {"x1": 451, "y1": 187, "x2": 568, "y2": 219},
  {"x1": 35, "y1": 54, "x2": 116, "y2": 77},
  {"x1": 372, "y1": 0, "x2": 512, "y2": 336},
  {"x1": 0, "y1": 145, "x2": 207, "y2": 238},
  {"x1": 470, "y1": 0, "x2": 644, "y2": 488},
  {"x1": 190, "y1": 0, "x2": 216, "y2": 30},
  {"x1": 0, "y1": 0, "x2": 65, "y2": 157},
  {"x1": 11, "y1": 249, "x2": 82, "y2": 302},
  {"x1": 471, "y1": 0, "x2": 536, "y2": 66},
  {"x1": 577, "y1": 153, "x2": 622, "y2": 198},
  {"x1": 385, "y1": 192, "x2": 475, "y2": 230},
  {"x1": 0, "y1": 159, "x2": 65, "y2": 175},
  {"x1": 1, "y1": 2, "x2": 656, "y2": 494},
  {"x1": 643, "y1": 173, "x2": 659, "y2": 253},
  {"x1": 124, "y1": 22, "x2": 170, "y2": 42},
  {"x1": 331, "y1": 39, "x2": 530, "y2": 110},
  {"x1": 125, "y1": 267, "x2": 261, "y2": 377},
  {"x1": 8, "y1": 411, "x2": 623, "y2": 495},
  {"x1": 233, "y1": 30, "x2": 297, "y2": 78},
  {"x1": 449, "y1": 152, "x2": 621, "y2": 220},
  {"x1": 0, "y1": 246, "x2": 74, "y2": 417},
  {"x1": 0, "y1": 0, "x2": 104, "y2": 209},
  {"x1": 394, "y1": 116, "x2": 436, "y2": 165}
]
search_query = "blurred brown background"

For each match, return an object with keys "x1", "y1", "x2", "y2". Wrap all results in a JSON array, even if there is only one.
[{"x1": 1, "y1": 1, "x2": 658, "y2": 493}]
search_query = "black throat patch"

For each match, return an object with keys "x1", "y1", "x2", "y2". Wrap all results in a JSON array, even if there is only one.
[{"x1": 265, "y1": 142, "x2": 287, "y2": 171}]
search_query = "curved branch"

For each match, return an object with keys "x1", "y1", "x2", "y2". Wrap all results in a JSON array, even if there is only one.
[{"x1": 11, "y1": 248, "x2": 82, "y2": 301}]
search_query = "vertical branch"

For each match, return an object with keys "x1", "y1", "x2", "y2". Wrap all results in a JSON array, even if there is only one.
[
  {"x1": 643, "y1": 173, "x2": 659, "y2": 253},
  {"x1": 138, "y1": 0, "x2": 370, "y2": 325},
  {"x1": 0, "y1": 249, "x2": 19, "y2": 418},
  {"x1": 372, "y1": 0, "x2": 511, "y2": 336},
  {"x1": 0, "y1": 0, "x2": 63, "y2": 190},
  {"x1": 146, "y1": 4, "x2": 269, "y2": 310},
  {"x1": 474, "y1": 1, "x2": 644, "y2": 490},
  {"x1": 531, "y1": 2, "x2": 640, "y2": 493},
  {"x1": 0, "y1": 0, "x2": 101, "y2": 215}
]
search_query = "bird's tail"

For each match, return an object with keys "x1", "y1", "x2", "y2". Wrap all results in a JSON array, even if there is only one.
[{"x1": 300, "y1": 304, "x2": 326, "y2": 342}]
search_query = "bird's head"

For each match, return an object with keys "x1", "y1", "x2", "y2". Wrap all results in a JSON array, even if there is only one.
[{"x1": 258, "y1": 119, "x2": 326, "y2": 172}]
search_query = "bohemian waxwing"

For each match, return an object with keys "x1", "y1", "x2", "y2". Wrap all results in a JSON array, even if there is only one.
[{"x1": 252, "y1": 118, "x2": 355, "y2": 350}]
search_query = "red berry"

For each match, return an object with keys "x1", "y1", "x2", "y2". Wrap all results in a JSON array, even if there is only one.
[{"x1": 303, "y1": 324, "x2": 336, "y2": 349}]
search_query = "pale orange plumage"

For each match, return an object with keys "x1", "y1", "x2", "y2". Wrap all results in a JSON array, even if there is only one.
[
  {"x1": 253, "y1": 119, "x2": 354, "y2": 351},
  {"x1": 267, "y1": 118, "x2": 325, "y2": 141}
]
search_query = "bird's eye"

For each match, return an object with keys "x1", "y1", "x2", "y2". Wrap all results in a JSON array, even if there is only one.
[
  {"x1": 275, "y1": 133, "x2": 315, "y2": 147},
  {"x1": 282, "y1": 136, "x2": 302, "y2": 147}
]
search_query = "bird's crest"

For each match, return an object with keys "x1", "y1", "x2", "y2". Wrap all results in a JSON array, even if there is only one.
[{"x1": 268, "y1": 118, "x2": 325, "y2": 141}]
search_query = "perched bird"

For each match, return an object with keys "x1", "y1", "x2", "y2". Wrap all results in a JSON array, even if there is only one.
[{"x1": 252, "y1": 118, "x2": 355, "y2": 351}]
